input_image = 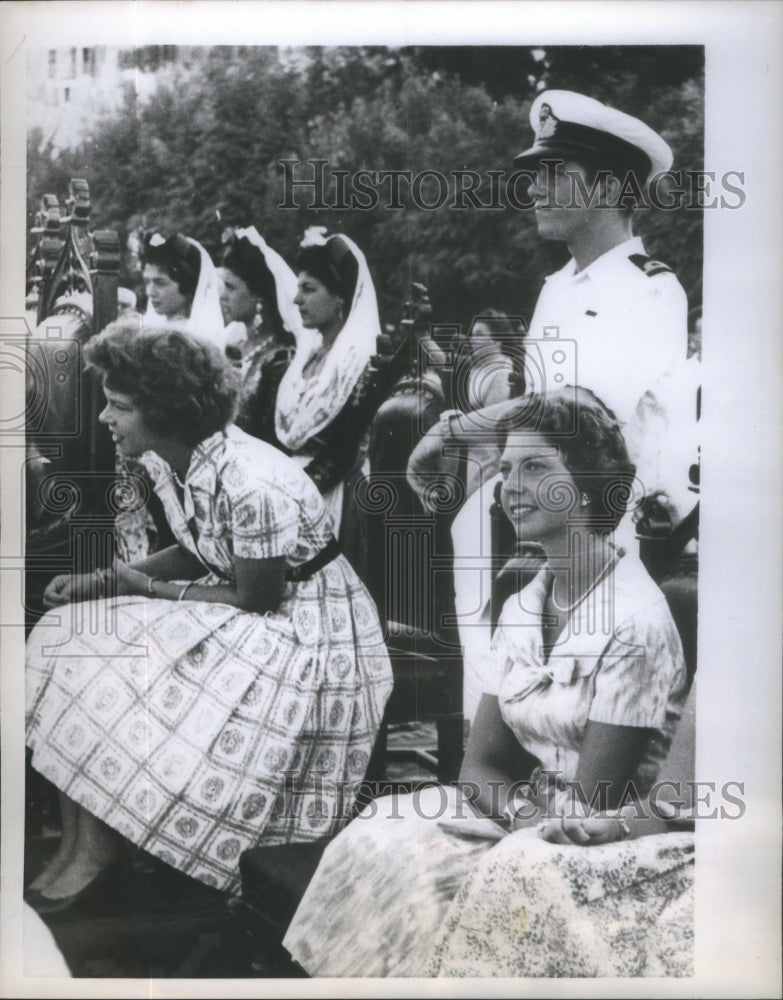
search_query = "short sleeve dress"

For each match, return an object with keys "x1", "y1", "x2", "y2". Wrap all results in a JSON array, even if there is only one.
[
  {"x1": 26, "y1": 426, "x2": 393, "y2": 894},
  {"x1": 282, "y1": 552, "x2": 692, "y2": 977},
  {"x1": 492, "y1": 551, "x2": 687, "y2": 805}
]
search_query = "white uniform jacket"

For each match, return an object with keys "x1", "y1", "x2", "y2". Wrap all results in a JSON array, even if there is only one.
[{"x1": 526, "y1": 236, "x2": 688, "y2": 423}]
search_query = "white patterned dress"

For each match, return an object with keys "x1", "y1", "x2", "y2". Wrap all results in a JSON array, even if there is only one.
[
  {"x1": 283, "y1": 553, "x2": 692, "y2": 976},
  {"x1": 26, "y1": 426, "x2": 393, "y2": 894}
]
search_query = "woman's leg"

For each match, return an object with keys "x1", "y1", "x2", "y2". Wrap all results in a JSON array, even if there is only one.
[
  {"x1": 38, "y1": 804, "x2": 124, "y2": 900},
  {"x1": 27, "y1": 792, "x2": 80, "y2": 891}
]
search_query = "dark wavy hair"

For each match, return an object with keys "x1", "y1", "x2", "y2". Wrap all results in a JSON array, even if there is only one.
[
  {"x1": 220, "y1": 235, "x2": 287, "y2": 339},
  {"x1": 296, "y1": 237, "x2": 359, "y2": 305},
  {"x1": 84, "y1": 320, "x2": 239, "y2": 446},
  {"x1": 495, "y1": 387, "x2": 636, "y2": 530},
  {"x1": 468, "y1": 309, "x2": 524, "y2": 339},
  {"x1": 141, "y1": 232, "x2": 201, "y2": 299}
]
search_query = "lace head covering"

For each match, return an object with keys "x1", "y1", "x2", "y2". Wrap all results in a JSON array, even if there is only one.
[
  {"x1": 142, "y1": 231, "x2": 225, "y2": 346},
  {"x1": 223, "y1": 226, "x2": 307, "y2": 343},
  {"x1": 274, "y1": 228, "x2": 381, "y2": 452}
]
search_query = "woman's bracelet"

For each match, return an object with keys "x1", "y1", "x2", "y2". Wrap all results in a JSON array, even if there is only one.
[
  {"x1": 93, "y1": 567, "x2": 120, "y2": 598},
  {"x1": 178, "y1": 581, "x2": 195, "y2": 602},
  {"x1": 147, "y1": 575, "x2": 159, "y2": 596},
  {"x1": 615, "y1": 813, "x2": 631, "y2": 840}
]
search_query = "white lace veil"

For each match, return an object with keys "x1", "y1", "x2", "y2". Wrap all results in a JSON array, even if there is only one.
[
  {"x1": 231, "y1": 226, "x2": 308, "y2": 344},
  {"x1": 274, "y1": 228, "x2": 381, "y2": 452},
  {"x1": 144, "y1": 235, "x2": 226, "y2": 346}
]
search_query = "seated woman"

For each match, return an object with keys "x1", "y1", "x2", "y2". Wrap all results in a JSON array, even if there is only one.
[
  {"x1": 25, "y1": 323, "x2": 393, "y2": 913},
  {"x1": 282, "y1": 387, "x2": 690, "y2": 977},
  {"x1": 456, "y1": 308, "x2": 523, "y2": 411},
  {"x1": 218, "y1": 226, "x2": 302, "y2": 447},
  {"x1": 275, "y1": 227, "x2": 382, "y2": 576},
  {"x1": 141, "y1": 231, "x2": 225, "y2": 344}
]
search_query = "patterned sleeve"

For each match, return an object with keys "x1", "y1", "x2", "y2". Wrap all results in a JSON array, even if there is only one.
[
  {"x1": 222, "y1": 458, "x2": 301, "y2": 561},
  {"x1": 588, "y1": 607, "x2": 686, "y2": 729}
]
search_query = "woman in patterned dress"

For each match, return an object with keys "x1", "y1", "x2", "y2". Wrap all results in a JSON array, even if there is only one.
[
  {"x1": 282, "y1": 387, "x2": 693, "y2": 977},
  {"x1": 25, "y1": 323, "x2": 393, "y2": 913}
]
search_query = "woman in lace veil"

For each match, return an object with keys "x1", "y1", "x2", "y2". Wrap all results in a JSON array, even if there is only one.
[
  {"x1": 218, "y1": 226, "x2": 304, "y2": 447},
  {"x1": 275, "y1": 227, "x2": 381, "y2": 570},
  {"x1": 142, "y1": 231, "x2": 225, "y2": 346}
]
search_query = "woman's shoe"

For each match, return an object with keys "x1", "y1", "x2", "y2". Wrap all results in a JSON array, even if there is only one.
[{"x1": 27, "y1": 860, "x2": 123, "y2": 917}]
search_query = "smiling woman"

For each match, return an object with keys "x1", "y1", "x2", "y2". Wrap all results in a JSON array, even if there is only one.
[
  {"x1": 100, "y1": 387, "x2": 150, "y2": 457},
  {"x1": 24, "y1": 322, "x2": 393, "y2": 912},
  {"x1": 282, "y1": 386, "x2": 690, "y2": 977}
]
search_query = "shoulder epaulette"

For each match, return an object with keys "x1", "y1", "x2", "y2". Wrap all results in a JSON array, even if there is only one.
[{"x1": 628, "y1": 253, "x2": 674, "y2": 277}]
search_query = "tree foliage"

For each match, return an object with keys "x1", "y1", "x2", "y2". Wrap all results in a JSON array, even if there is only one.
[{"x1": 28, "y1": 45, "x2": 704, "y2": 330}]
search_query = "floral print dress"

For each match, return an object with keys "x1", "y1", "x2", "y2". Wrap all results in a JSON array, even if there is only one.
[{"x1": 282, "y1": 554, "x2": 693, "y2": 976}]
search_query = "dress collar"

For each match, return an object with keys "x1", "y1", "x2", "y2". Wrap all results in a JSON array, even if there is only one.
[
  {"x1": 504, "y1": 545, "x2": 625, "y2": 625},
  {"x1": 140, "y1": 429, "x2": 228, "y2": 493}
]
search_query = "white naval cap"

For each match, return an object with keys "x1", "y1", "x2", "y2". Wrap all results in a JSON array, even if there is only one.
[{"x1": 515, "y1": 90, "x2": 673, "y2": 184}]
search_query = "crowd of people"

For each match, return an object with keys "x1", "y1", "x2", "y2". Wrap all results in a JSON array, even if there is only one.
[{"x1": 24, "y1": 88, "x2": 700, "y2": 977}]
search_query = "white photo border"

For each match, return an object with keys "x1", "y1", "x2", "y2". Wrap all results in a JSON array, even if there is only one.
[{"x1": 1, "y1": 2, "x2": 781, "y2": 997}]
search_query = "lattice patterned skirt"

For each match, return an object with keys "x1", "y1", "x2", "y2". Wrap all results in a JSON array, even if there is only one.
[{"x1": 26, "y1": 562, "x2": 392, "y2": 894}]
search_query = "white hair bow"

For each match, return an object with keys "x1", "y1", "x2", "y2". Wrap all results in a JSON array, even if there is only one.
[{"x1": 300, "y1": 225, "x2": 329, "y2": 248}]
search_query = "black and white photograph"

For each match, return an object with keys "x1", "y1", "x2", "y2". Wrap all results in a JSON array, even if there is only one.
[{"x1": 1, "y1": 1, "x2": 780, "y2": 996}]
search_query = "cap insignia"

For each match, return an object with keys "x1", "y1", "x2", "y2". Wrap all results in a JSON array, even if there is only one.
[{"x1": 538, "y1": 103, "x2": 559, "y2": 139}]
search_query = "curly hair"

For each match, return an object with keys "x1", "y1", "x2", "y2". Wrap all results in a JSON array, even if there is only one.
[
  {"x1": 84, "y1": 320, "x2": 239, "y2": 446},
  {"x1": 495, "y1": 387, "x2": 637, "y2": 530}
]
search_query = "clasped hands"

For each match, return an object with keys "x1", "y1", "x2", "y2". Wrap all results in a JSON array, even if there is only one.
[
  {"x1": 535, "y1": 806, "x2": 636, "y2": 846},
  {"x1": 42, "y1": 560, "x2": 155, "y2": 609}
]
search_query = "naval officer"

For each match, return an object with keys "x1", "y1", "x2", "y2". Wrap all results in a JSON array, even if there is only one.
[
  {"x1": 517, "y1": 89, "x2": 687, "y2": 421},
  {"x1": 408, "y1": 90, "x2": 694, "y2": 722}
]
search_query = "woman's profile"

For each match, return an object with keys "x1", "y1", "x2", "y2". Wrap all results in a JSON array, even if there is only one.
[
  {"x1": 218, "y1": 226, "x2": 303, "y2": 447},
  {"x1": 25, "y1": 323, "x2": 393, "y2": 911},
  {"x1": 275, "y1": 227, "x2": 381, "y2": 573},
  {"x1": 141, "y1": 231, "x2": 225, "y2": 344}
]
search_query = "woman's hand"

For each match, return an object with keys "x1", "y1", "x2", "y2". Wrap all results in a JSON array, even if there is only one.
[
  {"x1": 42, "y1": 573, "x2": 97, "y2": 609},
  {"x1": 537, "y1": 806, "x2": 636, "y2": 846}
]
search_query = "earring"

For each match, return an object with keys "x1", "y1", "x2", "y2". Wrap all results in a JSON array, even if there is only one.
[
  {"x1": 580, "y1": 492, "x2": 591, "y2": 507},
  {"x1": 252, "y1": 300, "x2": 264, "y2": 333}
]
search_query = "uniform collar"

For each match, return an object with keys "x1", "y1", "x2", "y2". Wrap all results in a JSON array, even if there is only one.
[{"x1": 547, "y1": 236, "x2": 646, "y2": 284}]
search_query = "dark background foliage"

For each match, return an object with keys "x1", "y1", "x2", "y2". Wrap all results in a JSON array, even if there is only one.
[{"x1": 28, "y1": 44, "x2": 704, "y2": 332}]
